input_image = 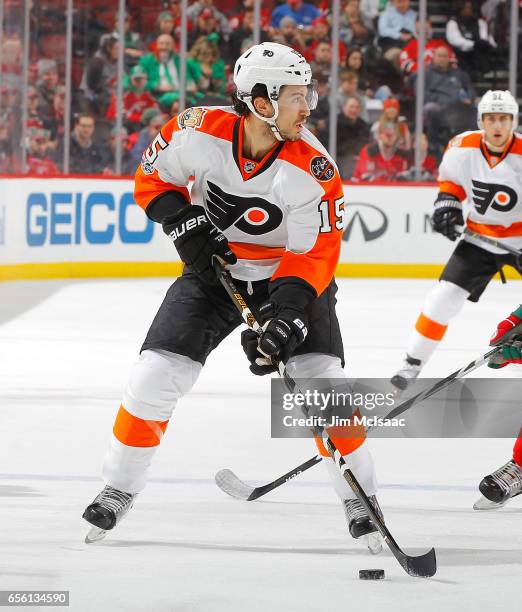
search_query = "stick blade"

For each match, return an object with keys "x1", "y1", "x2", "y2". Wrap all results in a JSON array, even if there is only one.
[
  {"x1": 215, "y1": 469, "x2": 256, "y2": 501},
  {"x1": 399, "y1": 547, "x2": 437, "y2": 578}
]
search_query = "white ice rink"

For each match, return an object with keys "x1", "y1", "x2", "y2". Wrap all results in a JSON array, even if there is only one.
[{"x1": 0, "y1": 277, "x2": 520, "y2": 612}]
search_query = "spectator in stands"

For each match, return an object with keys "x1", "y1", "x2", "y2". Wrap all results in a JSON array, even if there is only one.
[
  {"x1": 26, "y1": 86, "x2": 41, "y2": 123},
  {"x1": 371, "y1": 97, "x2": 411, "y2": 152},
  {"x1": 36, "y1": 59, "x2": 60, "y2": 117},
  {"x1": 189, "y1": 35, "x2": 226, "y2": 98},
  {"x1": 399, "y1": 17, "x2": 456, "y2": 76},
  {"x1": 1, "y1": 37, "x2": 23, "y2": 91},
  {"x1": 81, "y1": 34, "x2": 119, "y2": 117},
  {"x1": 146, "y1": 12, "x2": 178, "y2": 53},
  {"x1": 416, "y1": 45, "x2": 476, "y2": 156},
  {"x1": 187, "y1": 0, "x2": 230, "y2": 39},
  {"x1": 344, "y1": 47, "x2": 373, "y2": 95},
  {"x1": 26, "y1": 128, "x2": 60, "y2": 176},
  {"x1": 101, "y1": 127, "x2": 134, "y2": 176},
  {"x1": 395, "y1": 132, "x2": 437, "y2": 181},
  {"x1": 271, "y1": 0, "x2": 321, "y2": 30},
  {"x1": 106, "y1": 66, "x2": 158, "y2": 133},
  {"x1": 446, "y1": 0, "x2": 497, "y2": 80},
  {"x1": 228, "y1": 8, "x2": 271, "y2": 63},
  {"x1": 305, "y1": 17, "x2": 347, "y2": 63},
  {"x1": 41, "y1": 85, "x2": 66, "y2": 146},
  {"x1": 130, "y1": 108, "x2": 165, "y2": 168},
  {"x1": 58, "y1": 112, "x2": 103, "y2": 174},
  {"x1": 229, "y1": 0, "x2": 271, "y2": 32},
  {"x1": 360, "y1": 0, "x2": 388, "y2": 22},
  {"x1": 0, "y1": 116, "x2": 20, "y2": 173},
  {"x1": 158, "y1": 92, "x2": 180, "y2": 117},
  {"x1": 188, "y1": 9, "x2": 224, "y2": 50},
  {"x1": 115, "y1": 12, "x2": 144, "y2": 69},
  {"x1": 337, "y1": 69, "x2": 368, "y2": 121},
  {"x1": 340, "y1": 0, "x2": 374, "y2": 48},
  {"x1": 139, "y1": 34, "x2": 199, "y2": 100},
  {"x1": 352, "y1": 121, "x2": 410, "y2": 181},
  {"x1": 271, "y1": 16, "x2": 307, "y2": 56},
  {"x1": 310, "y1": 42, "x2": 333, "y2": 78},
  {"x1": 378, "y1": 0, "x2": 416, "y2": 68},
  {"x1": 336, "y1": 96, "x2": 370, "y2": 179}
]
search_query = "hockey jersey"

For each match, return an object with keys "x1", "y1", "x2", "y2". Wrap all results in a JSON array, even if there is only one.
[
  {"x1": 134, "y1": 106, "x2": 345, "y2": 295},
  {"x1": 438, "y1": 130, "x2": 522, "y2": 254}
]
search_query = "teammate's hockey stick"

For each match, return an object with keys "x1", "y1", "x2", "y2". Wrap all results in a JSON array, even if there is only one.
[
  {"x1": 213, "y1": 259, "x2": 437, "y2": 578},
  {"x1": 459, "y1": 226, "x2": 522, "y2": 257}
]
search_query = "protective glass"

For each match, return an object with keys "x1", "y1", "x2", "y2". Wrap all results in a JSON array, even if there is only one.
[{"x1": 277, "y1": 80, "x2": 318, "y2": 111}]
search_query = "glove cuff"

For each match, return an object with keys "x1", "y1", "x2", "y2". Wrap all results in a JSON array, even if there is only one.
[{"x1": 433, "y1": 199, "x2": 462, "y2": 211}]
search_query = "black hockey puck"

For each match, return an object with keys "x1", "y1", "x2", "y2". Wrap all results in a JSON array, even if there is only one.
[{"x1": 359, "y1": 569, "x2": 385, "y2": 580}]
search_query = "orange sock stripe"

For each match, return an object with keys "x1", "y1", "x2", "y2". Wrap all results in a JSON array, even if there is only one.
[
  {"x1": 415, "y1": 312, "x2": 447, "y2": 341},
  {"x1": 314, "y1": 416, "x2": 367, "y2": 457},
  {"x1": 113, "y1": 404, "x2": 169, "y2": 447}
]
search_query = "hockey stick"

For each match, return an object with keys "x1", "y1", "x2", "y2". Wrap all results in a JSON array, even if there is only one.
[
  {"x1": 213, "y1": 259, "x2": 437, "y2": 578},
  {"x1": 217, "y1": 344, "x2": 503, "y2": 501},
  {"x1": 460, "y1": 227, "x2": 522, "y2": 257}
]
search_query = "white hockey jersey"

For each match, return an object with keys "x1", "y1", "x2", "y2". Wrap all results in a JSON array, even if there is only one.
[
  {"x1": 438, "y1": 130, "x2": 522, "y2": 254},
  {"x1": 134, "y1": 106, "x2": 345, "y2": 295}
]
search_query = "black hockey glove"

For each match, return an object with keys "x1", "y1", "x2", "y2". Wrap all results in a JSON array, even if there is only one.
[
  {"x1": 241, "y1": 279, "x2": 315, "y2": 376},
  {"x1": 163, "y1": 206, "x2": 237, "y2": 284},
  {"x1": 431, "y1": 196, "x2": 464, "y2": 242}
]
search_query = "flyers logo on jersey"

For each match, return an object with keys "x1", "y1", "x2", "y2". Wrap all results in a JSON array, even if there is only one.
[
  {"x1": 310, "y1": 156, "x2": 335, "y2": 182},
  {"x1": 471, "y1": 180, "x2": 518, "y2": 214},
  {"x1": 178, "y1": 107, "x2": 206, "y2": 130},
  {"x1": 205, "y1": 181, "x2": 283, "y2": 235}
]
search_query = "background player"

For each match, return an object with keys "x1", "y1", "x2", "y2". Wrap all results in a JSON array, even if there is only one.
[
  {"x1": 391, "y1": 90, "x2": 522, "y2": 392},
  {"x1": 82, "y1": 42, "x2": 383, "y2": 548},
  {"x1": 474, "y1": 304, "x2": 522, "y2": 510}
]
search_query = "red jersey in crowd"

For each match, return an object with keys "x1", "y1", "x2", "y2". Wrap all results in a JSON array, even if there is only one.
[
  {"x1": 399, "y1": 39, "x2": 456, "y2": 74},
  {"x1": 351, "y1": 143, "x2": 409, "y2": 182},
  {"x1": 26, "y1": 155, "x2": 60, "y2": 176},
  {"x1": 106, "y1": 90, "x2": 157, "y2": 124}
]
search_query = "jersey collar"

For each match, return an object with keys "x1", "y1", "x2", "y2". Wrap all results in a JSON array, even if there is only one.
[
  {"x1": 480, "y1": 134, "x2": 515, "y2": 169},
  {"x1": 232, "y1": 116, "x2": 284, "y2": 181}
]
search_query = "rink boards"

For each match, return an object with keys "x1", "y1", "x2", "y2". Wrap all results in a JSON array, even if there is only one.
[{"x1": 0, "y1": 176, "x2": 519, "y2": 281}]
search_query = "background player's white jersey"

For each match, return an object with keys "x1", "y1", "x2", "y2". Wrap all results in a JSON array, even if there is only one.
[{"x1": 438, "y1": 130, "x2": 522, "y2": 254}]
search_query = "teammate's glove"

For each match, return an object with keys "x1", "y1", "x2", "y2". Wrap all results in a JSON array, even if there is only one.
[
  {"x1": 241, "y1": 303, "x2": 309, "y2": 375},
  {"x1": 488, "y1": 305, "x2": 522, "y2": 368},
  {"x1": 163, "y1": 206, "x2": 236, "y2": 284},
  {"x1": 431, "y1": 197, "x2": 464, "y2": 241}
]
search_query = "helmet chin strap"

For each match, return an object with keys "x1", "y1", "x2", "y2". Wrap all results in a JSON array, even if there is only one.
[{"x1": 245, "y1": 98, "x2": 285, "y2": 142}]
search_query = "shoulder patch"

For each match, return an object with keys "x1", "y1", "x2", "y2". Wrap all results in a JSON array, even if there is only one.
[
  {"x1": 178, "y1": 107, "x2": 207, "y2": 130},
  {"x1": 310, "y1": 155, "x2": 335, "y2": 182}
]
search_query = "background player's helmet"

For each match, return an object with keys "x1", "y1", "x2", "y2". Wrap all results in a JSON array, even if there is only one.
[
  {"x1": 477, "y1": 90, "x2": 519, "y2": 129},
  {"x1": 233, "y1": 42, "x2": 317, "y2": 140}
]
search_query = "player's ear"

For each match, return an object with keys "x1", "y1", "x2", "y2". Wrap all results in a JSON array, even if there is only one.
[{"x1": 253, "y1": 96, "x2": 275, "y2": 119}]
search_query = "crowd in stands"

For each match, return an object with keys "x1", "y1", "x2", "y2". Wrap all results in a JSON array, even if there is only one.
[{"x1": 0, "y1": 0, "x2": 517, "y2": 180}]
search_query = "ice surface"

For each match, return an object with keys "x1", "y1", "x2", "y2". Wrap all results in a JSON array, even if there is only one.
[{"x1": 0, "y1": 278, "x2": 520, "y2": 611}]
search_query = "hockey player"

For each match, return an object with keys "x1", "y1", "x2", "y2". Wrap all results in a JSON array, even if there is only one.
[
  {"x1": 474, "y1": 305, "x2": 522, "y2": 510},
  {"x1": 82, "y1": 42, "x2": 383, "y2": 546},
  {"x1": 391, "y1": 90, "x2": 522, "y2": 391}
]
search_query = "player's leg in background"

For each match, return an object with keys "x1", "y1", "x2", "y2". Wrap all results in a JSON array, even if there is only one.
[{"x1": 392, "y1": 241, "x2": 499, "y2": 392}]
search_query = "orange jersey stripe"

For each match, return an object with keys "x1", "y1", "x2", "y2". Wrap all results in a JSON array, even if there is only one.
[
  {"x1": 113, "y1": 404, "x2": 169, "y2": 447},
  {"x1": 415, "y1": 313, "x2": 447, "y2": 341},
  {"x1": 438, "y1": 181, "x2": 466, "y2": 202},
  {"x1": 229, "y1": 242, "x2": 286, "y2": 260},
  {"x1": 467, "y1": 219, "x2": 522, "y2": 237}
]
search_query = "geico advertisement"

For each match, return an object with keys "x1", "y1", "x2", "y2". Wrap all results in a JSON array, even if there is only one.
[{"x1": 0, "y1": 179, "x2": 453, "y2": 265}]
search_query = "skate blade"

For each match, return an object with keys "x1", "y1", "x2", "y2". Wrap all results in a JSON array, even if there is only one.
[
  {"x1": 85, "y1": 526, "x2": 108, "y2": 543},
  {"x1": 473, "y1": 495, "x2": 507, "y2": 511},
  {"x1": 365, "y1": 532, "x2": 383, "y2": 555}
]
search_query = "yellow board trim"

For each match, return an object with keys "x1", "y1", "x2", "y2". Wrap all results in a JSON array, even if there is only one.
[{"x1": 0, "y1": 261, "x2": 520, "y2": 281}]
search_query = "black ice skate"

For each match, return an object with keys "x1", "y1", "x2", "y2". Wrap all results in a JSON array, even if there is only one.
[
  {"x1": 343, "y1": 495, "x2": 384, "y2": 554},
  {"x1": 83, "y1": 485, "x2": 136, "y2": 543},
  {"x1": 390, "y1": 355, "x2": 422, "y2": 394},
  {"x1": 474, "y1": 460, "x2": 522, "y2": 510}
]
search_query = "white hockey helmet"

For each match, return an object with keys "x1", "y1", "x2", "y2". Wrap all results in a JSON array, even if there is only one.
[
  {"x1": 233, "y1": 42, "x2": 317, "y2": 140},
  {"x1": 477, "y1": 89, "x2": 518, "y2": 129}
]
